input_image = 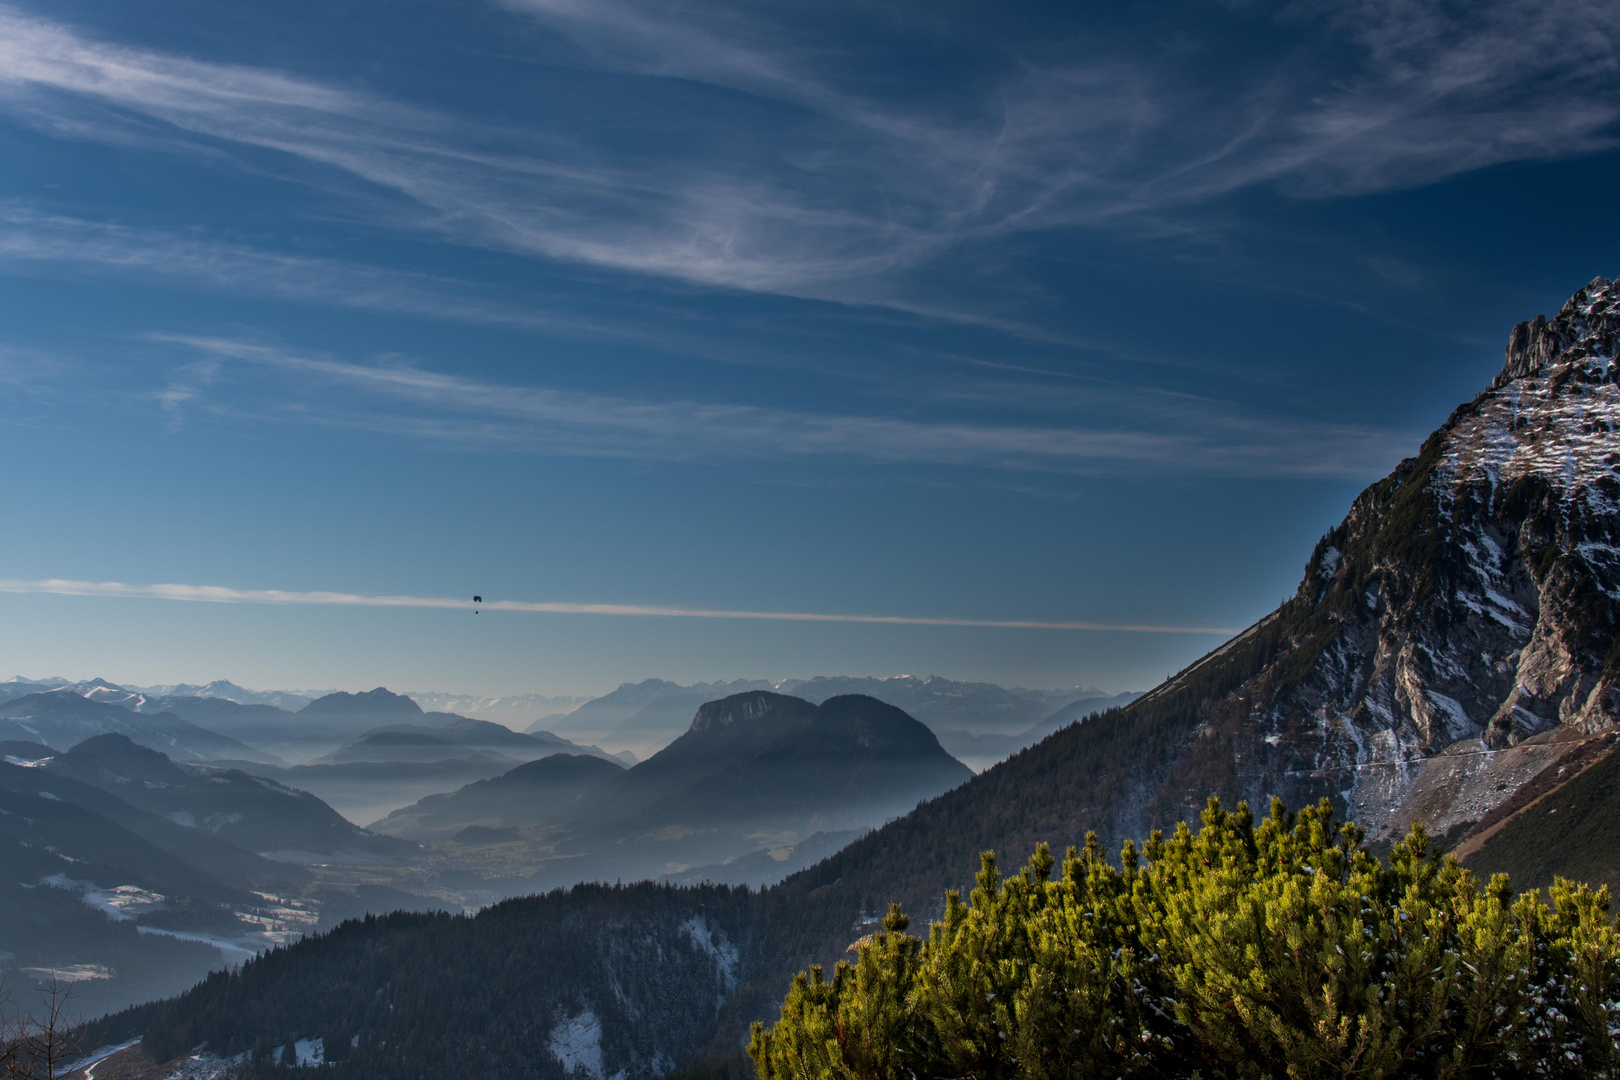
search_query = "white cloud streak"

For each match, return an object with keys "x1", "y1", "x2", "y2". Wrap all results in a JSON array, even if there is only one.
[
  {"x1": 160, "y1": 336, "x2": 1415, "y2": 477},
  {"x1": 0, "y1": 578, "x2": 1238, "y2": 635}
]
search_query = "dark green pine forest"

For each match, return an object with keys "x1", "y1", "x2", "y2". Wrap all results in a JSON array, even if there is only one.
[{"x1": 120, "y1": 883, "x2": 764, "y2": 1080}]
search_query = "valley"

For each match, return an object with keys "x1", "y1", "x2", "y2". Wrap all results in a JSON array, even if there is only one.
[
  {"x1": 0, "y1": 669, "x2": 1105, "y2": 1017},
  {"x1": 34, "y1": 275, "x2": 1620, "y2": 1080}
]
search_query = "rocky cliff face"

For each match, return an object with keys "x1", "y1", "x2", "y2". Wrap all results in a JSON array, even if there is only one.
[{"x1": 1146, "y1": 275, "x2": 1620, "y2": 844}]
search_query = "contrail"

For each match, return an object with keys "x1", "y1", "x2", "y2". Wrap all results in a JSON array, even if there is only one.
[{"x1": 0, "y1": 578, "x2": 1238, "y2": 635}]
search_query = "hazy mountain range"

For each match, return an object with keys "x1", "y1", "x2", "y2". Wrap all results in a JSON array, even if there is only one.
[
  {"x1": 1, "y1": 683, "x2": 984, "y2": 1014},
  {"x1": 371, "y1": 692, "x2": 972, "y2": 892},
  {"x1": 0, "y1": 690, "x2": 281, "y2": 766},
  {"x1": 522, "y1": 675, "x2": 1135, "y2": 765},
  {"x1": 3, "y1": 673, "x2": 1133, "y2": 771}
]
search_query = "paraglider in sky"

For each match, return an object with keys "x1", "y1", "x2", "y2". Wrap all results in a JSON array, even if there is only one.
[{"x1": 473, "y1": 594, "x2": 482, "y2": 613}]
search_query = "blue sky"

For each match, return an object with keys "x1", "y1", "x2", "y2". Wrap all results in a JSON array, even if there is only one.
[{"x1": 1, "y1": 0, "x2": 1617, "y2": 698}]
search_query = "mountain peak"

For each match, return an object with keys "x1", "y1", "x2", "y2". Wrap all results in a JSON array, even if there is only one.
[
  {"x1": 300, "y1": 687, "x2": 423, "y2": 716},
  {"x1": 201, "y1": 679, "x2": 253, "y2": 699},
  {"x1": 688, "y1": 691, "x2": 815, "y2": 734},
  {"x1": 1497, "y1": 275, "x2": 1619, "y2": 387},
  {"x1": 66, "y1": 731, "x2": 187, "y2": 770},
  {"x1": 1435, "y1": 275, "x2": 1620, "y2": 500}
]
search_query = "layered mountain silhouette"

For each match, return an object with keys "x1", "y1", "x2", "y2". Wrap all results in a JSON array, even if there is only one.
[
  {"x1": 137, "y1": 687, "x2": 457, "y2": 763},
  {"x1": 313, "y1": 717, "x2": 604, "y2": 766},
  {"x1": 0, "y1": 691, "x2": 278, "y2": 765},
  {"x1": 524, "y1": 678, "x2": 775, "y2": 747},
  {"x1": 371, "y1": 753, "x2": 626, "y2": 841},
  {"x1": 526, "y1": 675, "x2": 1127, "y2": 766},
  {"x1": 780, "y1": 675, "x2": 1121, "y2": 735},
  {"x1": 0, "y1": 768, "x2": 259, "y2": 1017},
  {"x1": 141, "y1": 695, "x2": 304, "y2": 747},
  {"x1": 0, "y1": 749, "x2": 288, "y2": 890},
  {"x1": 0, "y1": 750, "x2": 296, "y2": 1017},
  {"x1": 42, "y1": 734, "x2": 412, "y2": 862},
  {"x1": 379, "y1": 691, "x2": 971, "y2": 887}
]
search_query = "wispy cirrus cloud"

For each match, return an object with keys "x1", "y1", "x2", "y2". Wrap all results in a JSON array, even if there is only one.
[
  {"x1": 155, "y1": 336, "x2": 1415, "y2": 478},
  {"x1": 0, "y1": 3, "x2": 934, "y2": 298},
  {"x1": 0, "y1": 577, "x2": 1238, "y2": 635},
  {"x1": 0, "y1": 0, "x2": 1615, "y2": 311},
  {"x1": 500, "y1": 0, "x2": 1620, "y2": 207},
  {"x1": 0, "y1": 205, "x2": 637, "y2": 340}
]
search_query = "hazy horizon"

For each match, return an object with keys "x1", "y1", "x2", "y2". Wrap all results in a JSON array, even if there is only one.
[{"x1": 0, "y1": 670, "x2": 1136, "y2": 707}]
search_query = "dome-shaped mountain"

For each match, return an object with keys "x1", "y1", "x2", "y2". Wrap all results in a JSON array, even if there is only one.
[
  {"x1": 375, "y1": 691, "x2": 971, "y2": 889},
  {"x1": 371, "y1": 753, "x2": 626, "y2": 841},
  {"x1": 299, "y1": 687, "x2": 424, "y2": 720}
]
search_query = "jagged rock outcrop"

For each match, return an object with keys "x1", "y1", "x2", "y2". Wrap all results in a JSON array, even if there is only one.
[{"x1": 1143, "y1": 275, "x2": 1620, "y2": 843}]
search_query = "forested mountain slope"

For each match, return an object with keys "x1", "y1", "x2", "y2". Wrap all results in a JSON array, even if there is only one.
[
  {"x1": 43, "y1": 734, "x2": 413, "y2": 861},
  {"x1": 109, "y1": 884, "x2": 763, "y2": 1080},
  {"x1": 0, "y1": 754, "x2": 319, "y2": 1017}
]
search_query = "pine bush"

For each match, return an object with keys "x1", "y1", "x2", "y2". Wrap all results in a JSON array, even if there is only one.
[{"x1": 750, "y1": 798, "x2": 1620, "y2": 1079}]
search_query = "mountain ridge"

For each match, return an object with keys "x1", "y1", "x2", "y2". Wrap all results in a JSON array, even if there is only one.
[{"x1": 757, "y1": 274, "x2": 1620, "y2": 930}]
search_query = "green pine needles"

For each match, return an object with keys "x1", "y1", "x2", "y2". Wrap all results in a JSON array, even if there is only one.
[{"x1": 749, "y1": 798, "x2": 1620, "y2": 1079}]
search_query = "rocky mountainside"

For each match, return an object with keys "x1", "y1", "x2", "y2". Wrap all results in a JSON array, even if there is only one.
[
  {"x1": 1177, "y1": 275, "x2": 1620, "y2": 845},
  {"x1": 768, "y1": 276, "x2": 1620, "y2": 920}
]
